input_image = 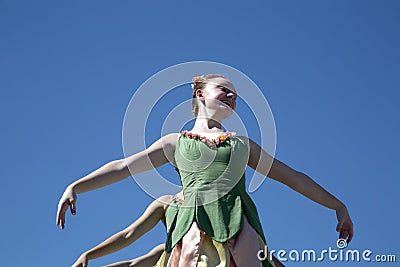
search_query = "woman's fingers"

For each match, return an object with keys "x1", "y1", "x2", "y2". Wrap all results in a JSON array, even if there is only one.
[
  {"x1": 337, "y1": 221, "x2": 354, "y2": 244},
  {"x1": 56, "y1": 201, "x2": 68, "y2": 229},
  {"x1": 336, "y1": 221, "x2": 343, "y2": 232},
  {"x1": 70, "y1": 197, "x2": 77, "y2": 215},
  {"x1": 347, "y1": 227, "x2": 354, "y2": 243}
]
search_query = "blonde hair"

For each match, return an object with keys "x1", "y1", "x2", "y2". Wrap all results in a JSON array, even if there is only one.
[{"x1": 191, "y1": 74, "x2": 228, "y2": 117}]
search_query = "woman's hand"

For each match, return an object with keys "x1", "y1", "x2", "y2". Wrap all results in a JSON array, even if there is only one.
[
  {"x1": 71, "y1": 253, "x2": 89, "y2": 267},
  {"x1": 56, "y1": 185, "x2": 77, "y2": 229},
  {"x1": 335, "y1": 205, "x2": 354, "y2": 244}
]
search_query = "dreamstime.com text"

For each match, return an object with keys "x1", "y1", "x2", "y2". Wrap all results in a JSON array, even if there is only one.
[{"x1": 257, "y1": 239, "x2": 396, "y2": 263}]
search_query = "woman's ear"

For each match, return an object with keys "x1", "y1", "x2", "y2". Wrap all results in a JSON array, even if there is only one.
[{"x1": 195, "y1": 89, "x2": 204, "y2": 100}]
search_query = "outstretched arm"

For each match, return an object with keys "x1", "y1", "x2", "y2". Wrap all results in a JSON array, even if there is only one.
[
  {"x1": 102, "y1": 244, "x2": 165, "y2": 267},
  {"x1": 245, "y1": 137, "x2": 354, "y2": 243},
  {"x1": 70, "y1": 196, "x2": 170, "y2": 267},
  {"x1": 57, "y1": 133, "x2": 178, "y2": 229}
]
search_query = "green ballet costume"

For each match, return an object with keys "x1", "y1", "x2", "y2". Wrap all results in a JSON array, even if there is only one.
[{"x1": 164, "y1": 132, "x2": 273, "y2": 267}]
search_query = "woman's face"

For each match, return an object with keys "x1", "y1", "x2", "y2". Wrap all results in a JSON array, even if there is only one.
[{"x1": 200, "y1": 77, "x2": 237, "y2": 119}]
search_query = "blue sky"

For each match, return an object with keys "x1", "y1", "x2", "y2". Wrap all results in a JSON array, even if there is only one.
[{"x1": 1, "y1": 1, "x2": 399, "y2": 266}]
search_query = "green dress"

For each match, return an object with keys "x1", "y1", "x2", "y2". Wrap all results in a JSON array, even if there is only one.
[{"x1": 165, "y1": 132, "x2": 273, "y2": 267}]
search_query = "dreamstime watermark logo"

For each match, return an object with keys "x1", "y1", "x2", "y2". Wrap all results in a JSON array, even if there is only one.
[
  {"x1": 257, "y1": 239, "x2": 397, "y2": 263},
  {"x1": 122, "y1": 61, "x2": 277, "y2": 204},
  {"x1": 336, "y1": 238, "x2": 348, "y2": 249}
]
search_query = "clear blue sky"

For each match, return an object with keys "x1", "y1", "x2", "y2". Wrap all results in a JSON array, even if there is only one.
[{"x1": 1, "y1": 1, "x2": 399, "y2": 266}]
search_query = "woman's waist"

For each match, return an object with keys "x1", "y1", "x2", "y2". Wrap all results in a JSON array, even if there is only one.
[
  {"x1": 181, "y1": 174, "x2": 245, "y2": 192},
  {"x1": 180, "y1": 168, "x2": 245, "y2": 182}
]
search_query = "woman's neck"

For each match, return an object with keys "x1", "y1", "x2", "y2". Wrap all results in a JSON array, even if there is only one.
[{"x1": 191, "y1": 117, "x2": 223, "y2": 133}]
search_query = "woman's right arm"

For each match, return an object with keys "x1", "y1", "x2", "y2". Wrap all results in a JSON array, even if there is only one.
[{"x1": 56, "y1": 133, "x2": 178, "y2": 229}]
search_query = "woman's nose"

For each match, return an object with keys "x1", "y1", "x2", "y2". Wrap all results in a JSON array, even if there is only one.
[{"x1": 227, "y1": 92, "x2": 236, "y2": 100}]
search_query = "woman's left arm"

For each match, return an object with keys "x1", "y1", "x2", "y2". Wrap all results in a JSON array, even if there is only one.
[{"x1": 245, "y1": 137, "x2": 354, "y2": 243}]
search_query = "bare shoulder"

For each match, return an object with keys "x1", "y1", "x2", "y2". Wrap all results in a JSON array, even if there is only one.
[
  {"x1": 159, "y1": 133, "x2": 180, "y2": 147},
  {"x1": 155, "y1": 133, "x2": 180, "y2": 164},
  {"x1": 155, "y1": 194, "x2": 175, "y2": 211},
  {"x1": 235, "y1": 135, "x2": 252, "y2": 148},
  {"x1": 142, "y1": 195, "x2": 174, "y2": 219},
  {"x1": 235, "y1": 135, "x2": 250, "y2": 143},
  {"x1": 147, "y1": 133, "x2": 180, "y2": 149}
]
